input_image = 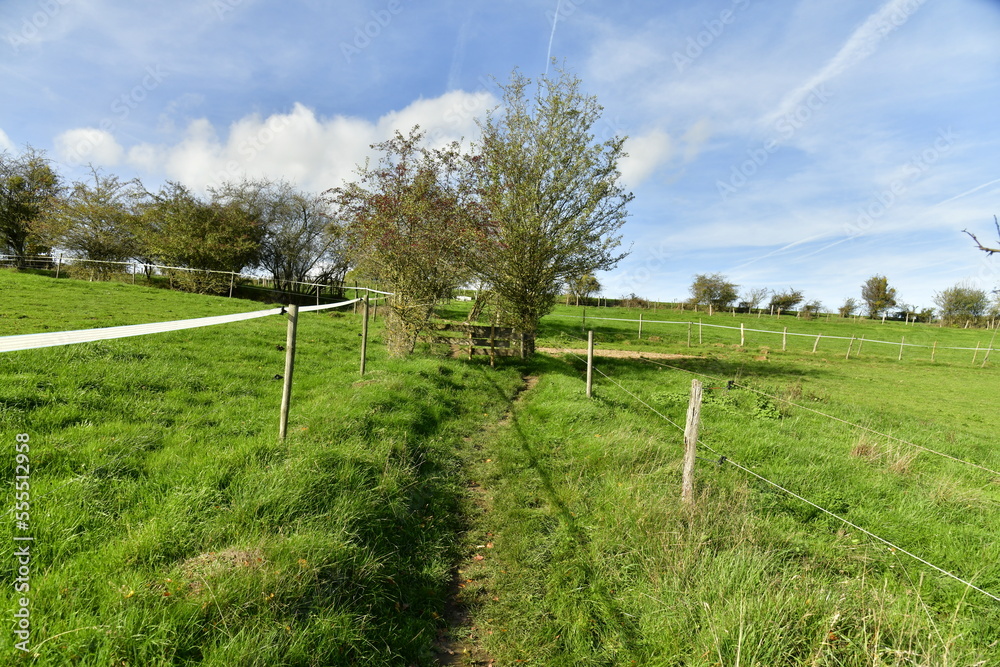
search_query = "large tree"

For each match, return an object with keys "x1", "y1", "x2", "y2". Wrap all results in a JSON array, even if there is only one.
[
  {"x1": 140, "y1": 181, "x2": 265, "y2": 293},
  {"x1": 216, "y1": 179, "x2": 347, "y2": 293},
  {"x1": 861, "y1": 275, "x2": 897, "y2": 319},
  {"x1": 769, "y1": 288, "x2": 805, "y2": 313},
  {"x1": 0, "y1": 147, "x2": 60, "y2": 265},
  {"x1": 467, "y1": 67, "x2": 632, "y2": 344},
  {"x1": 329, "y1": 128, "x2": 486, "y2": 356},
  {"x1": 37, "y1": 167, "x2": 145, "y2": 279},
  {"x1": 689, "y1": 273, "x2": 739, "y2": 311}
]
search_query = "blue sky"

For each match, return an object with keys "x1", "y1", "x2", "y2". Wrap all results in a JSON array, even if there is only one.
[{"x1": 3, "y1": 0, "x2": 999, "y2": 310}]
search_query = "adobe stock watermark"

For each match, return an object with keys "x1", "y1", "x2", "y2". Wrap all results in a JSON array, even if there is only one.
[
  {"x1": 609, "y1": 241, "x2": 671, "y2": 298},
  {"x1": 547, "y1": 0, "x2": 588, "y2": 23},
  {"x1": 4, "y1": 0, "x2": 71, "y2": 53},
  {"x1": 63, "y1": 65, "x2": 169, "y2": 167},
  {"x1": 717, "y1": 84, "x2": 832, "y2": 201},
  {"x1": 12, "y1": 433, "x2": 33, "y2": 653},
  {"x1": 340, "y1": 0, "x2": 405, "y2": 64},
  {"x1": 212, "y1": 0, "x2": 247, "y2": 21},
  {"x1": 844, "y1": 127, "x2": 958, "y2": 240},
  {"x1": 673, "y1": 0, "x2": 751, "y2": 73}
]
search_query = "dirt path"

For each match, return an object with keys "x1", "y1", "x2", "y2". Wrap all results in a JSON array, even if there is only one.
[{"x1": 432, "y1": 375, "x2": 539, "y2": 666}]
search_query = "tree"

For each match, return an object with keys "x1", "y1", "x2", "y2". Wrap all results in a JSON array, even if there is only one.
[
  {"x1": 861, "y1": 275, "x2": 897, "y2": 318},
  {"x1": 329, "y1": 128, "x2": 485, "y2": 356},
  {"x1": 0, "y1": 147, "x2": 60, "y2": 265},
  {"x1": 838, "y1": 297, "x2": 859, "y2": 318},
  {"x1": 467, "y1": 67, "x2": 632, "y2": 346},
  {"x1": 566, "y1": 273, "x2": 601, "y2": 306},
  {"x1": 742, "y1": 286, "x2": 769, "y2": 313},
  {"x1": 140, "y1": 181, "x2": 265, "y2": 293},
  {"x1": 216, "y1": 179, "x2": 348, "y2": 293},
  {"x1": 769, "y1": 288, "x2": 804, "y2": 312},
  {"x1": 689, "y1": 273, "x2": 739, "y2": 311},
  {"x1": 801, "y1": 299, "x2": 823, "y2": 319},
  {"x1": 933, "y1": 283, "x2": 989, "y2": 325},
  {"x1": 36, "y1": 167, "x2": 145, "y2": 280}
]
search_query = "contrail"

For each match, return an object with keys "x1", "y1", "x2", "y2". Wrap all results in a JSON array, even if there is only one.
[{"x1": 545, "y1": 0, "x2": 562, "y2": 75}]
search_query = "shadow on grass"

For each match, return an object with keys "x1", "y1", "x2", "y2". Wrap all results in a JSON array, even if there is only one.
[{"x1": 473, "y1": 356, "x2": 646, "y2": 662}]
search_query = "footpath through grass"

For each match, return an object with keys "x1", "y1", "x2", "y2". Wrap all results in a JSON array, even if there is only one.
[
  {"x1": 0, "y1": 271, "x2": 524, "y2": 665},
  {"x1": 449, "y1": 306, "x2": 1000, "y2": 665}
]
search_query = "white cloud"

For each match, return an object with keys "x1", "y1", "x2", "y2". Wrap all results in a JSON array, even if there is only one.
[
  {"x1": 619, "y1": 129, "x2": 673, "y2": 187},
  {"x1": 124, "y1": 91, "x2": 497, "y2": 194},
  {"x1": 54, "y1": 128, "x2": 125, "y2": 166},
  {"x1": 0, "y1": 128, "x2": 13, "y2": 152}
]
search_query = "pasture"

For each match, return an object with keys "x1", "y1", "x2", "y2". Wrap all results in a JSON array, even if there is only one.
[{"x1": 2, "y1": 272, "x2": 998, "y2": 665}]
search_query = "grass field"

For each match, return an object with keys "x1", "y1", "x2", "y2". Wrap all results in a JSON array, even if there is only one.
[{"x1": 3, "y1": 273, "x2": 999, "y2": 665}]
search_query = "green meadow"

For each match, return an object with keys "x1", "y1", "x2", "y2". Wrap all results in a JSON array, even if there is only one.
[{"x1": 2, "y1": 272, "x2": 999, "y2": 665}]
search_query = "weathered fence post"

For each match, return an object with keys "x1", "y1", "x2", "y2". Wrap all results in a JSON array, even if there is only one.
[
  {"x1": 682, "y1": 379, "x2": 703, "y2": 505},
  {"x1": 740, "y1": 323, "x2": 745, "y2": 347},
  {"x1": 699, "y1": 319, "x2": 703, "y2": 345},
  {"x1": 845, "y1": 335, "x2": 856, "y2": 360},
  {"x1": 229, "y1": 272, "x2": 235, "y2": 298},
  {"x1": 279, "y1": 304, "x2": 299, "y2": 440},
  {"x1": 973, "y1": 341, "x2": 981, "y2": 365},
  {"x1": 638, "y1": 312, "x2": 643, "y2": 340},
  {"x1": 931, "y1": 341, "x2": 937, "y2": 362},
  {"x1": 898, "y1": 336, "x2": 905, "y2": 361},
  {"x1": 55, "y1": 253, "x2": 62, "y2": 279},
  {"x1": 586, "y1": 330, "x2": 594, "y2": 398},
  {"x1": 812, "y1": 334, "x2": 820, "y2": 354},
  {"x1": 687, "y1": 321, "x2": 692, "y2": 347},
  {"x1": 582, "y1": 307, "x2": 586, "y2": 333},
  {"x1": 857, "y1": 335, "x2": 865, "y2": 357},
  {"x1": 982, "y1": 328, "x2": 998, "y2": 368},
  {"x1": 782, "y1": 327, "x2": 787, "y2": 352},
  {"x1": 360, "y1": 295, "x2": 369, "y2": 377}
]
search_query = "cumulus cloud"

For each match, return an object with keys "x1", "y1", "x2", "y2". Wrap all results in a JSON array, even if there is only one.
[
  {"x1": 54, "y1": 128, "x2": 125, "y2": 166},
  {"x1": 0, "y1": 128, "x2": 13, "y2": 152},
  {"x1": 124, "y1": 91, "x2": 496, "y2": 194}
]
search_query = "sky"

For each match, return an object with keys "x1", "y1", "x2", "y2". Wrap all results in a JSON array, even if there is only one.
[{"x1": 2, "y1": 0, "x2": 999, "y2": 311}]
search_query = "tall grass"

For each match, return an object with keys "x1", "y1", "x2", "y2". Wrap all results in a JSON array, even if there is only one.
[{"x1": 0, "y1": 271, "x2": 524, "y2": 665}]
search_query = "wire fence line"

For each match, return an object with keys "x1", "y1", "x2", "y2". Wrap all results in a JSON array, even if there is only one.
[
  {"x1": 1, "y1": 254, "x2": 333, "y2": 290},
  {"x1": 636, "y1": 357, "x2": 1000, "y2": 478},
  {"x1": 559, "y1": 314, "x2": 998, "y2": 354},
  {"x1": 552, "y1": 333, "x2": 1000, "y2": 604}
]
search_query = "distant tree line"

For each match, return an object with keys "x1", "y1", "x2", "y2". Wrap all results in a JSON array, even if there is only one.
[{"x1": 679, "y1": 272, "x2": 999, "y2": 327}]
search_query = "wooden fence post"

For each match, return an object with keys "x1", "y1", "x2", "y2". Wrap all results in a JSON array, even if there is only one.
[
  {"x1": 898, "y1": 336, "x2": 905, "y2": 361},
  {"x1": 845, "y1": 335, "x2": 856, "y2": 360},
  {"x1": 981, "y1": 327, "x2": 998, "y2": 368},
  {"x1": 687, "y1": 321, "x2": 692, "y2": 347},
  {"x1": 740, "y1": 323, "x2": 745, "y2": 347},
  {"x1": 638, "y1": 312, "x2": 643, "y2": 340},
  {"x1": 698, "y1": 319, "x2": 703, "y2": 345},
  {"x1": 973, "y1": 341, "x2": 981, "y2": 365},
  {"x1": 582, "y1": 307, "x2": 586, "y2": 333},
  {"x1": 55, "y1": 253, "x2": 62, "y2": 279},
  {"x1": 857, "y1": 335, "x2": 865, "y2": 357},
  {"x1": 360, "y1": 295, "x2": 369, "y2": 377},
  {"x1": 812, "y1": 334, "x2": 820, "y2": 354},
  {"x1": 782, "y1": 327, "x2": 787, "y2": 351},
  {"x1": 586, "y1": 330, "x2": 594, "y2": 398},
  {"x1": 229, "y1": 272, "x2": 235, "y2": 298},
  {"x1": 279, "y1": 304, "x2": 299, "y2": 440},
  {"x1": 681, "y1": 379, "x2": 703, "y2": 505}
]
